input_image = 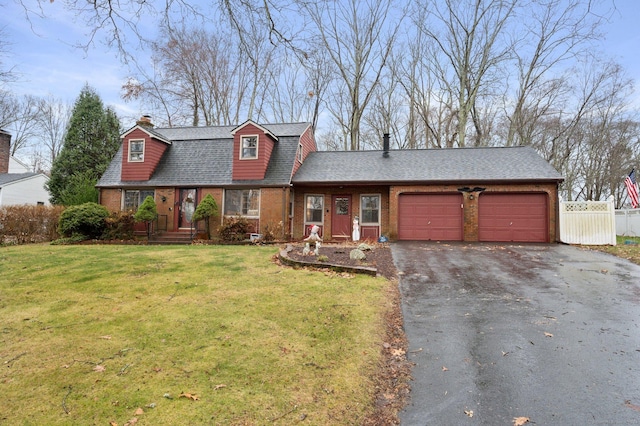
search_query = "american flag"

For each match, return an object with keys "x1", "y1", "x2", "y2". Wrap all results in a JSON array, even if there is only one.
[{"x1": 625, "y1": 169, "x2": 639, "y2": 208}]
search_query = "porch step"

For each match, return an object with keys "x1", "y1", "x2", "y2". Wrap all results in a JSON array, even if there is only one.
[{"x1": 148, "y1": 231, "x2": 193, "y2": 245}]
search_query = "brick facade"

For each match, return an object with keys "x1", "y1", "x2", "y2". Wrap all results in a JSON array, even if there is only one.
[
  {"x1": 292, "y1": 185, "x2": 390, "y2": 241},
  {"x1": 290, "y1": 182, "x2": 559, "y2": 243},
  {"x1": 389, "y1": 183, "x2": 559, "y2": 242}
]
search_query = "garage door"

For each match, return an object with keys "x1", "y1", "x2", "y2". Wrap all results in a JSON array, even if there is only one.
[
  {"x1": 478, "y1": 193, "x2": 548, "y2": 242},
  {"x1": 398, "y1": 193, "x2": 463, "y2": 241}
]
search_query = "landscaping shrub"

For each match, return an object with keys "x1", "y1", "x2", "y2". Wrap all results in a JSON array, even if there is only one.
[
  {"x1": 134, "y1": 196, "x2": 158, "y2": 239},
  {"x1": 58, "y1": 202, "x2": 109, "y2": 239},
  {"x1": 102, "y1": 211, "x2": 135, "y2": 240},
  {"x1": 0, "y1": 205, "x2": 64, "y2": 245},
  {"x1": 261, "y1": 220, "x2": 284, "y2": 242},
  {"x1": 218, "y1": 216, "x2": 251, "y2": 242},
  {"x1": 192, "y1": 194, "x2": 218, "y2": 239}
]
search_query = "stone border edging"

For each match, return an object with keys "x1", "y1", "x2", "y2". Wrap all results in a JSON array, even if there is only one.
[{"x1": 279, "y1": 244, "x2": 378, "y2": 276}]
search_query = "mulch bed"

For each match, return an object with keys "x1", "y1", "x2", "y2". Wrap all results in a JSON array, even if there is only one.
[
  {"x1": 284, "y1": 242, "x2": 398, "y2": 280},
  {"x1": 279, "y1": 242, "x2": 411, "y2": 425}
]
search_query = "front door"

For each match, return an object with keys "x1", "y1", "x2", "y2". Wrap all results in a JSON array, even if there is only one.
[
  {"x1": 331, "y1": 195, "x2": 351, "y2": 239},
  {"x1": 179, "y1": 188, "x2": 197, "y2": 229}
]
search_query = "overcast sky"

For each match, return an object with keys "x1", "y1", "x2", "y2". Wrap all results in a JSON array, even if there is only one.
[{"x1": 1, "y1": 0, "x2": 640, "y2": 127}]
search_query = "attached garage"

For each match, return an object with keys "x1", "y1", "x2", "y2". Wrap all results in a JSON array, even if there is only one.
[
  {"x1": 398, "y1": 193, "x2": 463, "y2": 241},
  {"x1": 478, "y1": 193, "x2": 548, "y2": 242}
]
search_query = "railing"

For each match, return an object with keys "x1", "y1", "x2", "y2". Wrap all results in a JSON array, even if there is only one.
[{"x1": 559, "y1": 196, "x2": 616, "y2": 245}]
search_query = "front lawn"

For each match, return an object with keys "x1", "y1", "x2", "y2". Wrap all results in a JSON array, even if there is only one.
[{"x1": 0, "y1": 244, "x2": 394, "y2": 425}]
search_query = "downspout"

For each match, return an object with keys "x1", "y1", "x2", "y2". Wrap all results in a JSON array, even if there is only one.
[{"x1": 282, "y1": 186, "x2": 287, "y2": 241}]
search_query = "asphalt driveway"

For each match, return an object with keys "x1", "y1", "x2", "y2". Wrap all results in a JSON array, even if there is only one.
[{"x1": 392, "y1": 242, "x2": 640, "y2": 425}]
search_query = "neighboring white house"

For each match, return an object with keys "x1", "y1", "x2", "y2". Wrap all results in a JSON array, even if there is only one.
[{"x1": 0, "y1": 129, "x2": 50, "y2": 206}]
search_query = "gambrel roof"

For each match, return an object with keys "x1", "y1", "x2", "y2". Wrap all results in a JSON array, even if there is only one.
[{"x1": 97, "y1": 122, "x2": 311, "y2": 188}]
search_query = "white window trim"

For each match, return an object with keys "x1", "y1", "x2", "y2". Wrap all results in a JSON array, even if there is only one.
[
  {"x1": 223, "y1": 188, "x2": 261, "y2": 218},
  {"x1": 122, "y1": 189, "x2": 155, "y2": 211},
  {"x1": 128, "y1": 139, "x2": 145, "y2": 162},
  {"x1": 297, "y1": 143, "x2": 303, "y2": 163},
  {"x1": 304, "y1": 194, "x2": 324, "y2": 226},
  {"x1": 360, "y1": 194, "x2": 381, "y2": 225},
  {"x1": 240, "y1": 135, "x2": 259, "y2": 160}
]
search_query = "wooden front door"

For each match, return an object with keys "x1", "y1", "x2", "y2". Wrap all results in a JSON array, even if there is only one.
[
  {"x1": 331, "y1": 195, "x2": 351, "y2": 239},
  {"x1": 178, "y1": 188, "x2": 197, "y2": 229}
]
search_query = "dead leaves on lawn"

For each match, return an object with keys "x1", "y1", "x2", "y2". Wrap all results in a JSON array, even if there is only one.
[{"x1": 179, "y1": 392, "x2": 200, "y2": 401}]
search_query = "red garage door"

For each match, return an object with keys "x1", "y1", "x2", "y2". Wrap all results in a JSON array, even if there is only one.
[
  {"x1": 398, "y1": 193, "x2": 463, "y2": 241},
  {"x1": 478, "y1": 193, "x2": 548, "y2": 242}
]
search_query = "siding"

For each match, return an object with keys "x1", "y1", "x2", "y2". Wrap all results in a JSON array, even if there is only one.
[
  {"x1": 120, "y1": 129, "x2": 169, "y2": 181},
  {"x1": 232, "y1": 123, "x2": 275, "y2": 180}
]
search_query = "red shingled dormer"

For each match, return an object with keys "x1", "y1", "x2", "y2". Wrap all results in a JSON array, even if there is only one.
[
  {"x1": 231, "y1": 120, "x2": 279, "y2": 181},
  {"x1": 120, "y1": 116, "x2": 171, "y2": 181}
]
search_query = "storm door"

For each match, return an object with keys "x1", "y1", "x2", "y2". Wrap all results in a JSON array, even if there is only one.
[{"x1": 178, "y1": 188, "x2": 197, "y2": 229}]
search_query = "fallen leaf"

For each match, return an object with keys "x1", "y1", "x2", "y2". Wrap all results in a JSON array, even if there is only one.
[
  {"x1": 544, "y1": 332, "x2": 553, "y2": 338},
  {"x1": 134, "y1": 407, "x2": 144, "y2": 415},
  {"x1": 625, "y1": 400, "x2": 640, "y2": 412},
  {"x1": 383, "y1": 393, "x2": 396, "y2": 400},
  {"x1": 464, "y1": 409, "x2": 474, "y2": 417},
  {"x1": 179, "y1": 392, "x2": 199, "y2": 401},
  {"x1": 99, "y1": 335, "x2": 112, "y2": 340},
  {"x1": 391, "y1": 348, "x2": 406, "y2": 357},
  {"x1": 513, "y1": 417, "x2": 530, "y2": 426},
  {"x1": 110, "y1": 422, "x2": 118, "y2": 426},
  {"x1": 214, "y1": 384, "x2": 227, "y2": 390},
  {"x1": 442, "y1": 366, "x2": 449, "y2": 371},
  {"x1": 123, "y1": 418, "x2": 138, "y2": 426},
  {"x1": 93, "y1": 365, "x2": 105, "y2": 372},
  {"x1": 502, "y1": 351, "x2": 509, "y2": 356}
]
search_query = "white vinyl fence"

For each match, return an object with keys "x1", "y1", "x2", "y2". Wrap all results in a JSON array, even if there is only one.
[
  {"x1": 559, "y1": 197, "x2": 616, "y2": 245},
  {"x1": 615, "y1": 208, "x2": 640, "y2": 237}
]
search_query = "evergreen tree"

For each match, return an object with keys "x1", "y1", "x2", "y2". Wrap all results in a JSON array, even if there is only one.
[
  {"x1": 192, "y1": 194, "x2": 219, "y2": 239},
  {"x1": 46, "y1": 84, "x2": 121, "y2": 205},
  {"x1": 134, "y1": 195, "x2": 158, "y2": 239}
]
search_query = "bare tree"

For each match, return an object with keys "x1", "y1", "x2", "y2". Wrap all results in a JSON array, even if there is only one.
[
  {"x1": 414, "y1": 0, "x2": 516, "y2": 147},
  {"x1": 301, "y1": 0, "x2": 402, "y2": 150},
  {"x1": 505, "y1": 0, "x2": 604, "y2": 146},
  {"x1": 34, "y1": 96, "x2": 70, "y2": 170},
  {"x1": 6, "y1": 95, "x2": 39, "y2": 156}
]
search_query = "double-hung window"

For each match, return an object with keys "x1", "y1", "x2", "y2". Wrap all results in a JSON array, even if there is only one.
[
  {"x1": 124, "y1": 189, "x2": 155, "y2": 211},
  {"x1": 240, "y1": 135, "x2": 258, "y2": 159},
  {"x1": 224, "y1": 189, "x2": 260, "y2": 217},
  {"x1": 129, "y1": 139, "x2": 144, "y2": 162},
  {"x1": 305, "y1": 195, "x2": 324, "y2": 223},
  {"x1": 360, "y1": 195, "x2": 380, "y2": 224}
]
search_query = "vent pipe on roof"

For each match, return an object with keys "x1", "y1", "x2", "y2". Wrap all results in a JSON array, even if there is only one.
[{"x1": 383, "y1": 133, "x2": 390, "y2": 158}]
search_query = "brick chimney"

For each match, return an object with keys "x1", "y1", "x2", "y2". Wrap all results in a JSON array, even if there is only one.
[
  {"x1": 136, "y1": 115, "x2": 154, "y2": 129},
  {"x1": 0, "y1": 129, "x2": 11, "y2": 174}
]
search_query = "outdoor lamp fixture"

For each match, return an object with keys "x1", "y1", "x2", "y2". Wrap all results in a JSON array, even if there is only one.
[{"x1": 161, "y1": 196, "x2": 167, "y2": 202}]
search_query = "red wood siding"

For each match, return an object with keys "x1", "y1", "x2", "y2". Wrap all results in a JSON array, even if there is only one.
[
  {"x1": 232, "y1": 124, "x2": 275, "y2": 180},
  {"x1": 291, "y1": 125, "x2": 316, "y2": 176},
  {"x1": 121, "y1": 129, "x2": 169, "y2": 181},
  {"x1": 478, "y1": 193, "x2": 548, "y2": 242},
  {"x1": 398, "y1": 193, "x2": 463, "y2": 241}
]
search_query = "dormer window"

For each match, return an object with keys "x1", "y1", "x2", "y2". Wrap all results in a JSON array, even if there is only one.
[
  {"x1": 129, "y1": 139, "x2": 144, "y2": 162},
  {"x1": 240, "y1": 135, "x2": 258, "y2": 159}
]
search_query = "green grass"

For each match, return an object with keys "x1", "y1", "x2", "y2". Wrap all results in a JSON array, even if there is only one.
[
  {"x1": 0, "y1": 244, "x2": 391, "y2": 425},
  {"x1": 590, "y1": 235, "x2": 640, "y2": 266}
]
